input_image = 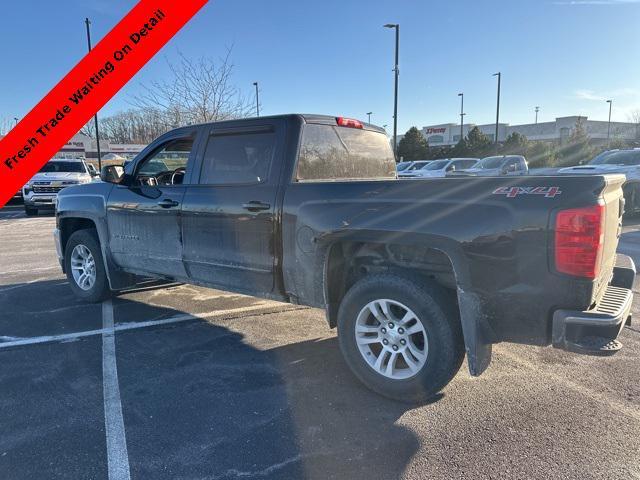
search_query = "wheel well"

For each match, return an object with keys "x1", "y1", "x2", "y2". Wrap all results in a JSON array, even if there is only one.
[
  {"x1": 60, "y1": 218, "x2": 97, "y2": 254},
  {"x1": 325, "y1": 242, "x2": 458, "y2": 327}
]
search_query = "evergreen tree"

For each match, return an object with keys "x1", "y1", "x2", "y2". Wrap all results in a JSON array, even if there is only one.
[
  {"x1": 502, "y1": 132, "x2": 529, "y2": 155},
  {"x1": 397, "y1": 127, "x2": 429, "y2": 161},
  {"x1": 557, "y1": 118, "x2": 595, "y2": 166},
  {"x1": 526, "y1": 141, "x2": 556, "y2": 168},
  {"x1": 450, "y1": 138, "x2": 469, "y2": 158},
  {"x1": 465, "y1": 127, "x2": 493, "y2": 157}
]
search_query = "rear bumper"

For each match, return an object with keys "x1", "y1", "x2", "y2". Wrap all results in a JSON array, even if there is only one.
[{"x1": 552, "y1": 254, "x2": 634, "y2": 355}]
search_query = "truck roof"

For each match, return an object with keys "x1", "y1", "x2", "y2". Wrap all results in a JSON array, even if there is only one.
[{"x1": 177, "y1": 114, "x2": 387, "y2": 134}]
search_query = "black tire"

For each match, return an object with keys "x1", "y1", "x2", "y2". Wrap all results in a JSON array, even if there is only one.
[
  {"x1": 64, "y1": 229, "x2": 111, "y2": 303},
  {"x1": 24, "y1": 206, "x2": 38, "y2": 216},
  {"x1": 337, "y1": 273, "x2": 465, "y2": 403}
]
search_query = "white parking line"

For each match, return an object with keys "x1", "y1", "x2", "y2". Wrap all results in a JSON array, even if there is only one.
[
  {"x1": 102, "y1": 300, "x2": 131, "y2": 480},
  {"x1": 0, "y1": 303, "x2": 306, "y2": 349}
]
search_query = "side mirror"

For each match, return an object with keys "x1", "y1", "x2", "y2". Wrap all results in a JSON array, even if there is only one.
[
  {"x1": 87, "y1": 164, "x2": 98, "y2": 177},
  {"x1": 101, "y1": 165, "x2": 125, "y2": 184},
  {"x1": 447, "y1": 165, "x2": 456, "y2": 172}
]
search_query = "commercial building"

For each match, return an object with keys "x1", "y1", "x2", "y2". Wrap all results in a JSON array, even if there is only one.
[
  {"x1": 0, "y1": 133, "x2": 146, "y2": 161},
  {"x1": 413, "y1": 116, "x2": 639, "y2": 147}
]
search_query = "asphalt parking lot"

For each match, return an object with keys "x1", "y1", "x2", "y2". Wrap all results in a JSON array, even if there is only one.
[{"x1": 1, "y1": 203, "x2": 639, "y2": 480}]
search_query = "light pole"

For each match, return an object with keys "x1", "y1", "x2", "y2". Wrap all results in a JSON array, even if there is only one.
[
  {"x1": 384, "y1": 23, "x2": 399, "y2": 157},
  {"x1": 606, "y1": 99, "x2": 613, "y2": 146},
  {"x1": 13, "y1": 117, "x2": 18, "y2": 127},
  {"x1": 493, "y1": 72, "x2": 501, "y2": 153},
  {"x1": 85, "y1": 18, "x2": 102, "y2": 172},
  {"x1": 253, "y1": 82, "x2": 260, "y2": 117},
  {"x1": 458, "y1": 93, "x2": 465, "y2": 142},
  {"x1": 535, "y1": 106, "x2": 540, "y2": 124},
  {"x1": 366, "y1": 112, "x2": 373, "y2": 124}
]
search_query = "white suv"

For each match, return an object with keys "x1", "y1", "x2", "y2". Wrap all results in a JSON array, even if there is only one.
[{"x1": 22, "y1": 159, "x2": 96, "y2": 216}]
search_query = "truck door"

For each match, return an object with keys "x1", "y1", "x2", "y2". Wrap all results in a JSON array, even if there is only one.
[
  {"x1": 180, "y1": 120, "x2": 284, "y2": 296},
  {"x1": 106, "y1": 129, "x2": 200, "y2": 278}
]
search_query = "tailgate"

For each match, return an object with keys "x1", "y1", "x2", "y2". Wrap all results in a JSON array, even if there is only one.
[{"x1": 595, "y1": 175, "x2": 626, "y2": 302}]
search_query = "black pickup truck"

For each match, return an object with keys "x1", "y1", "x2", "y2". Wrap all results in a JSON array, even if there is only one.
[{"x1": 54, "y1": 114, "x2": 634, "y2": 402}]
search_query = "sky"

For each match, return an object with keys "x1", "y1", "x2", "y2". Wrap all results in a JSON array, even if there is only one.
[{"x1": 1, "y1": 0, "x2": 639, "y2": 134}]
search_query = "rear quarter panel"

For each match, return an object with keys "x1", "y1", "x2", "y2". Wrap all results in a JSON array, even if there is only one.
[{"x1": 282, "y1": 174, "x2": 620, "y2": 346}]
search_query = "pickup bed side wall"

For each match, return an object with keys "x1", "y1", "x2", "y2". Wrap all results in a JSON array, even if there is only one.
[{"x1": 282, "y1": 175, "x2": 615, "y2": 375}]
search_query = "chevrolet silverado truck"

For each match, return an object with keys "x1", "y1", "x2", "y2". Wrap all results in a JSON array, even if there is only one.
[{"x1": 54, "y1": 114, "x2": 634, "y2": 402}]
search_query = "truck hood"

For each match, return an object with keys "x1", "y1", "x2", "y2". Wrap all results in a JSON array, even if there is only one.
[
  {"x1": 558, "y1": 164, "x2": 636, "y2": 174},
  {"x1": 447, "y1": 167, "x2": 500, "y2": 177},
  {"x1": 557, "y1": 164, "x2": 640, "y2": 181},
  {"x1": 28, "y1": 172, "x2": 90, "y2": 183}
]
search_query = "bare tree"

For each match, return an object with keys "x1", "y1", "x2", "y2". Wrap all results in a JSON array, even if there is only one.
[
  {"x1": 99, "y1": 108, "x2": 173, "y2": 144},
  {"x1": 629, "y1": 110, "x2": 640, "y2": 140},
  {"x1": 0, "y1": 117, "x2": 15, "y2": 135},
  {"x1": 132, "y1": 49, "x2": 254, "y2": 126},
  {"x1": 80, "y1": 120, "x2": 96, "y2": 139}
]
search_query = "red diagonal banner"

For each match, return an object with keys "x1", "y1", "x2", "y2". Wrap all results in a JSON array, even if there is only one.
[{"x1": 0, "y1": 0, "x2": 208, "y2": 207}]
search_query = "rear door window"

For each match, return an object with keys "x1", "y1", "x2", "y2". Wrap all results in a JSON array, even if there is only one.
[
  {"x1": 297, "y1": 124, "x2": 396, "y2": 181},
  {"x1": 199, "y1": 130, "x2": 276, "y2": 185},
  {"x1": 452, "y1": 159, "x2": 477, "y2": 170}
]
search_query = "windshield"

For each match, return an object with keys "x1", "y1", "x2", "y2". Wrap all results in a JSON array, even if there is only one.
[
  {"x1": 591, "y1": 151, "x2": 640, "y2": 166},
  {"x1": 477, "y1": 156, "x2": 505, "y2": 169},
  {"x1": 38, "y1": 161, "x2": 86, "y2": 173},
  {"x1": 423, "y1": 160, "x2": 449, "y2": 170},
  {"x1": 396, "y1": 162, "x2": 412, "y2": 171},
  {"x1": 407, "y1": 161, "x2": 429, "y2": 171}
]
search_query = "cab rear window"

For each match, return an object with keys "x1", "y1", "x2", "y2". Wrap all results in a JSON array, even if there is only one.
[{"x1": 296, "y1": 124, "x2": 396, "y2": 181}]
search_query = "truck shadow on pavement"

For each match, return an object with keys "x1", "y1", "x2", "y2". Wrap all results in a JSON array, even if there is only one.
[
  {"x1": 117, "y1": 305, "x2": 432, "y2": 479},
  {"x1": 0, "y1": 278, "x2": 433, "y2": 480}
]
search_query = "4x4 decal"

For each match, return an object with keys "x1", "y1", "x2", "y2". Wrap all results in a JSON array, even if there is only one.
[{"x1": 492, "y1": 186, "x2": 562, "y2": 198}]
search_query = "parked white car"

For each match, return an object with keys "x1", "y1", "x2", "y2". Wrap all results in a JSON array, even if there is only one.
[
  {"x1": 449, "y1": 155, "x2": 528, "y2": 177},
  {"x1": 403, "y1": 158, "x2": 479, "y2": 178},
  {"x1": 22, "y1": 158, "x2": 97, "y2": 215},
  {"x1": 396, "y1": 161, "x2": 414, "y2": 172},
  {"x1": 557, "y1": 149, "x2": 640, "y2": 215},
  {"x1": 398, "y1": 160, "x2": 432, "y2": 177}
]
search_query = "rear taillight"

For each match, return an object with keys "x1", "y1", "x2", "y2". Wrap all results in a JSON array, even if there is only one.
[
  {"x1": 336, "y1": 117, "x2": 363, "y2": 129},
  {"x1": 554, "y1": 204, "x2": 605, "y2": 279}
]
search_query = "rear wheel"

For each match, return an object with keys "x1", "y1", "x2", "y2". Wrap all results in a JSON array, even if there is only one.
[
  {"x1": 64, "y1": 229, "x2": 111, "y2": 302},
  {"x1": 24, "y1": 206, "x2": 38, "y2": 216},
  {"x1": 337, "y1": 273, "x2": 464, "y2": 403}
]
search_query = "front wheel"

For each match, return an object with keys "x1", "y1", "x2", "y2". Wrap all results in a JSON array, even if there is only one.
[
  {"x1": 337, "y1": 273, "x2": 464, "y2": 403},
  {"x1": 24, "y1": 206, "x2": 38, "y2": 216},
  {"x1": 64, "y1": 229, "x2": 111, "y2": 303}
]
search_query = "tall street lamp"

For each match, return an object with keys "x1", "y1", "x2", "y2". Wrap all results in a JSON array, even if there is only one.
[
  {"x1": 366, "y1": 112, "x2": 373, "y2": 124},
  {"x1": 253, "y1": 82, "x2": 260, "y2": 117},
  {"x1": 493, "y1": 72, "x2": 501, "y2": 152},
  {"x1": 606, "y1": 99, "x2": 613, "y2": 146},
  {"x1": 535, "y1": 106, "x2": 540, "y2": 124},
  {"x1": 384, "y1": 23, "x2": 399, "y2": 157},
  {"x1": 13, "y1": 117, "x2": 19, "y2": 127},
  {"x1": 85, "y1": 18, "x2": 102, "y2": 173},
  {"x1": 458, "y1": 93, "x2": 465, "y2": 142}
]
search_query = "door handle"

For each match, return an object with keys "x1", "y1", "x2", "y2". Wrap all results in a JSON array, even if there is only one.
[
  {"x1": 157, "y1": 198, "x2": 179, "y2": 208},
  {"x1": 242, "y1": 201, "x2": 271, "y2": 212}
]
